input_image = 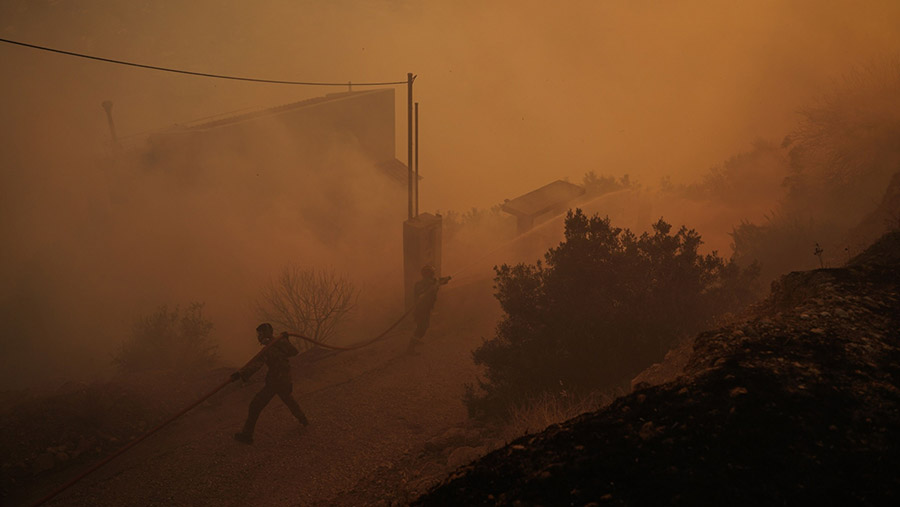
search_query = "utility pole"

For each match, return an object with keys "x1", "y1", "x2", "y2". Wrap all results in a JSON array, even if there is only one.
[
  {"x1": 401, "y1": 73, "x2": 441, "y2": 309},
  {"x1": 407, "y1": 72, "x2": 414, "y2": 219},
  {"x1": 415, "y1": 101, "x2": 419, "y2": 217}
]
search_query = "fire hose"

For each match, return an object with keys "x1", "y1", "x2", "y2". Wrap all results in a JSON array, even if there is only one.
[
  {"x1": 34, "y1": 207, "x2": 597, "y2": 502},
  {"x1": 28, "y1": 293, "x2": 435, "y2": 506}
]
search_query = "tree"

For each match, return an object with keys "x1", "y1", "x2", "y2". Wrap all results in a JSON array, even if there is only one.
[
  {"x1": 115, "y1": 302, "x2": 217, "y2": 372},
  {"x1": 582, "y1": 171, "x2": 633, "y2": 196},
  {"x1": 729, "y1": 59, "x2": 900, "y2": 282},
  {"x1": 255, "y1": 266, "x2": 358, "y2": 349},
  {"x1": 464, "y1": 210, "x2": 759, "y2": 421},
  {"x1": 786, "y1": 58, "x2": 900, "y2": 223}
]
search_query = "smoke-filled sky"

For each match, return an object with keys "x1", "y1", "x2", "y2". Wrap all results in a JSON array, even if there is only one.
[
  {"x1": 2, "y1": 0, "x2": 900, "y2": 389},
  {"x1": 3, "y1": 0, "x2": 900, "y2": 208}
]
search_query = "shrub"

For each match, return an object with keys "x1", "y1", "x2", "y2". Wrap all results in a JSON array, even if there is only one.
[
  {"x1": 255, "y1": 266, "x2": 358, "y2": 349},
  {"x1": 728, "y1": 59, "x2": 900, "y2": 281},
  {"x1": 114, "y1": 302, "x2": 217, "y2": 372},
  {"x1": 464, "y1": 210, "x2": 759, "y2": 421},
  {"x1": 780, "y1": 59, "x2": 900, "y2": 231},
  {"x1": 730, "y1": 217, "x2": 835, "y2": 285},
  {"x1": 582, "y1": 171, "x2": 634, "y2": 196},
  {"x1": 677, "y1": 139, "x2": 790, "y2": 206},
  {"x1": 499, "y1": 388, "x2": 619, "y2": 442}
]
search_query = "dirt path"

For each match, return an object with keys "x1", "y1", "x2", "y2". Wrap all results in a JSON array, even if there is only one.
[{"x1": 30, "y1": 280, "x2": 499, "y2": 506}]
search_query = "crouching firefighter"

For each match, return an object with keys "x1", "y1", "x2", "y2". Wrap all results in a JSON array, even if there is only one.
[
  {"x1": 408, "y1": 265, "x2": 451, "y2": 352},
  {"x1": 231, "y1": 323, "x2": 308, "y2": 444}
]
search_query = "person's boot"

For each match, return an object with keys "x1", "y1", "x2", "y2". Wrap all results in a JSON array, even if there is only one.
[
  {"x1": 297, "y1": 411, "x2": 309, "y2": 427},
  {"x1": 233, "y1": 432, "x2": 253, "y2": 444}
]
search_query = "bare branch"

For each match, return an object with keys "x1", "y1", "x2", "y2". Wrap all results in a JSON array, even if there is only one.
[{"x1": 255, "y1": 266, "x2": 359, "y2": 349}]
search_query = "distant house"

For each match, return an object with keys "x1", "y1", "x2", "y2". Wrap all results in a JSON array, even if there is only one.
[
  {"x1": 502, "y1": 180, "x2": 586, "y2": 234},
  {"x1": 144, "y1": 88, "x2": 409, "y2": 183},
  {"x1": 138, "y1": 89, "x2": 412, "y2": 243}
]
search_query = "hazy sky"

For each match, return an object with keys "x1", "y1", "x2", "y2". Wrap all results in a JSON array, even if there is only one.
[
  {"x1": 2, "y1": 0, "x2": 899, "y2": 210},
  {"x1": 2, "y1": 0, "x2": 900, "y2": 388}
]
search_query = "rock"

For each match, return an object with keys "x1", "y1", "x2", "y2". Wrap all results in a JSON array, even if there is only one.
[
  {"x1": 729, "y1": 387, "x2": 748, "y2": 397},
  {"x1": 639, "y1": 421, "x2": 657, "y2": 440},
  {"x1": 631, "y1": 381, "x2": 651, "y2": 391}
]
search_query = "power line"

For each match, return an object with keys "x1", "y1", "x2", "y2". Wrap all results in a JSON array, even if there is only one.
[{"x1": 0, "y1": 37, "x2": 408, "y2": 86}]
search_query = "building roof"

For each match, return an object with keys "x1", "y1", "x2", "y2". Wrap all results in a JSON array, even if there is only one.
[
  {"x1": 501, "y1": 180, "x2": 586, "y2": 218},
  {"x1": 179, "y1": 89, "x2": 387, "y2": 131},
  {"x1": 376, "y1": 158, "x2": 421, "y2": 184}
]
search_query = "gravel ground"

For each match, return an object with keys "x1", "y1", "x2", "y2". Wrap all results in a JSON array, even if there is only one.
[{"x1": 6, "y1": 279, "x2": 501, "y2": 507}]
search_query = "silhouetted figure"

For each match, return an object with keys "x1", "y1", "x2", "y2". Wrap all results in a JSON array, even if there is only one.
[
  {"x1": 408, "y1": 265, "x2": 451, "y2": 352},
  {"x1": 232, "y1": 323, "x2": 308, "y2": 444}
]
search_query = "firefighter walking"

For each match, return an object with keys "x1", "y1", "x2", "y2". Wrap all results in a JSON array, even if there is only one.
[
  {"x1": 408, "y1": 265, "x2": 451, "y2": 353},
  {"x1": 232, "y1": 323, "x2": 308, "y2": 444}
]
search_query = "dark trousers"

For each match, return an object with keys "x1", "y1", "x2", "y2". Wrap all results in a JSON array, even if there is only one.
[
  {"x1": 241, "y1": 382, "x2": 306, "y2": 436},
  {"x1": 413, "y1": 309, "x2": 431, "y2": 339}
]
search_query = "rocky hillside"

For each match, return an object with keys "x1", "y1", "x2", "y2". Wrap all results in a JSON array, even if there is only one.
[{"x1": 415, "y1": 230, "x2": 900, "y2": 506}]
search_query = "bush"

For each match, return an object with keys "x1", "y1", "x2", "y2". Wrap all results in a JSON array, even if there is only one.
[
  {"x1": 255, "y1": 266, "x2": 358, "y2": 349},
  {"x1": 499, "y1": 389, "x2": 619, "y2": 442},
  {"x1": 730, "y1": 217, "x2": 835, "y2": 284},
  {"x1": 114, "y1": 302, "x2": 217, "y2": 372},
  {"x1": 464, "y1": 210, "x2": 759, "y2": 421},
  {"x1": 676, "y1": 139, "x2": 790, "y2": 206},
  {"x1": 787, "y1": 58, "x2": 900, "y2": 219},
  {"x1": 728, "y1": 59, "x2": 900, "y2": 281},
  {"x1": 582, "y1": 171, "x2": 634, "y2": 196}
]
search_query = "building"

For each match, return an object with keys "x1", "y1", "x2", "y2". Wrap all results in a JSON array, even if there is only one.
[
  {"x1": 144, "y1": 88, "x2": 409, "y2": 183},
  {"x1": 502, "y1": 180, "x2": 586, "y2": 234},
  {"x1": 137, "y1": 88, "x2": 412, "y2": 246}
]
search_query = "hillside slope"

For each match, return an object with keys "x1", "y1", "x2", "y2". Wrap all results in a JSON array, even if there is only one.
[{"x1": 416, "y1": 230, "x2": 900, "y2": 506}]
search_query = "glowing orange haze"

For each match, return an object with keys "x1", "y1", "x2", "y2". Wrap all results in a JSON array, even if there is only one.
[{"x1": 1, "y1": 0, "x2": 899, "y2": 388}]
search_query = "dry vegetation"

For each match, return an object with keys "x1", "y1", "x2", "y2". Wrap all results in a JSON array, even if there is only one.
[
  {"x1": 114, "y1": 302, "x2": 218, "y2": 373},
  {"x1": 688, "y1": 61, "x2": 900, "y2": 284},
  {"x1": 499, "y1": 389, "x2": 621, "y2": 443},
  {"x1": 255, "y1": 266, "x2": 359, "y2": 349}
]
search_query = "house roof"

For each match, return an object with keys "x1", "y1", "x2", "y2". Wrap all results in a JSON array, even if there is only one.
[
  {"x1": 376, "y1": 158, "x2": 421, "y2": 184},
  {"x1": 501, "y1": 180, "x2": 586, "y2": 218},
  {"x1": 179, "y1": 89, "x2": 387, "y2": 131}
]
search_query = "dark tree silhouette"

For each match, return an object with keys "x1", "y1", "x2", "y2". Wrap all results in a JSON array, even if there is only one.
[{"x1": 465, "y1": 210, "x2": 759, "y2": 421}]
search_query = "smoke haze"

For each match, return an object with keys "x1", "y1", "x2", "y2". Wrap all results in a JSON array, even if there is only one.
[{"x1": 2, "y1": 0, "x2": 900, "y2": 389}]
